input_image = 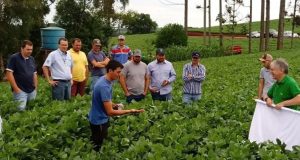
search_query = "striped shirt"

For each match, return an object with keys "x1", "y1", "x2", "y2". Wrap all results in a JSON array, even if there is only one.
[
  {"x1": 110, "y1": 45, "x2": 132, "y2": 64},
  {"x1": 182, "y1": 63, "x2": 206, "y2": 95}
]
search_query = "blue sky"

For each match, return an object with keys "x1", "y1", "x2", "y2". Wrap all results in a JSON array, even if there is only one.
[{"x1": 46, "y1": 0, "x2": 294, "y2": 28}]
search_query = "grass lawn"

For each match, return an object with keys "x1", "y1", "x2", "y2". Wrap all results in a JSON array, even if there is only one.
[{"x1": 188, "y1": 19, "x2": 300, "y2": 34}]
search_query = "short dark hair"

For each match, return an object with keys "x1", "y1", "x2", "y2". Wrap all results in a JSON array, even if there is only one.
[
  {"x1": 72, "y1": 38, "x2": 81, "y2": 44},
  {"x1": 58, "y1": 37, "x2": 68, "y2": 44},
  {"x1": 21, "y1": 40, "x2": 33, "y2": 48},
  {"x1": 106, "y1": 60, "x2": 123, "y2": 73}
]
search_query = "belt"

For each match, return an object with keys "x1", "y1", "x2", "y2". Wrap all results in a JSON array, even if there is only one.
[{"x1": 53, "y1": 79, "x2": 70, "y2": 82}]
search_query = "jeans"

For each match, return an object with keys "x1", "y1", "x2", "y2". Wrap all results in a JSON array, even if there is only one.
[
  {"x1": 126, "y1": 94, "x2": 145, "y2": 103},
  {"x1": 90, "y1": 76, "x2": 101, "y2": 93},
  {"x1": 71, "y1": 80, "x2": 87, "y2": 97},
  {"x1": 151, "y1": 92, "x2": 172, "y2": 101},
  {"x1": 13, "y1": 90, "x2": 36, "y2": 110},
  {"x1": 52, "y1": 81, "x2": 71, "y2": 100},
  {"x1": 182, "y1": 93, "x2": 201, "y2": 104},
  {"x1": 90, "y1": 121, "x2": 109, "y2": 152}
]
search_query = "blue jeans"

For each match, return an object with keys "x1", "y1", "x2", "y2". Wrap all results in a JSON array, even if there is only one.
[
  {"x1": 52, "y1": 81, "x2": 71, "y2": 100},
  {"x1": 126, "y1": 94, "x2": 145, "y2": 103},
  {"x1": 182, "y1": 94, "x2": 201, "y2": 104},
  {"x1": 13, "y1": 90, "x2": 36, "y2": 110},
  {"x1": 151, "y1": 92, "x2": 172, "y2": 101}
]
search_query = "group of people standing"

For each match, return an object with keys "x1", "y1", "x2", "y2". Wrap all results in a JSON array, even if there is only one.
[
  {"x1": 257, "y1": 53, "x2": 300, "y2": 110},
  {"x1": 6, "y1": 36, "x2": 300, "y2": 151},
  {"x1": 5, "y1": 35, "x2": 207, "y2": 151}
]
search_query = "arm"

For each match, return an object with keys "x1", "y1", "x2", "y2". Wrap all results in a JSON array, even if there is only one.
[
  {"x1": 42, "y1": 66, "x2": 58, "y2": 86},
  {"x1": 167, "y1": 64, "x2": 176, "y2": 83},
  {"x1": 91, "y1": 58, "x2": 110, "y2": 68},
  {"x1": 119, "y1": 74, "x2": 130, "y2": 96},
  {"x1": 34, "y1": 72, "x2": 38, "y2": 89},
  {"x1": 6, "y1": 71, "x2": 21, "y2": 93},
  {"x1": 143, "y1": 75, "x2": 150, "y2": 95},
  {"x1": 275, "y1": 95, "x2": 300, "y2": 110},
  {"x1": 182, "y1": 65, "x2": 191, "y2": 82},
  {"x1": 163, "y1": 65, "x2": 176, "y2": 87},
  {"x1": 265, "y1": 85, "x2": 275, "y2": 107},
  {"x1": 103, "y1": 101, "x2": 144, "y2": 116},
  {"x1": 193, "y1": 66, "x2": 206, "y2": 82},
  {"x1": 258, "y1": 79, "x2": 264, "y2": 99},
  {"x1": 85, "y1": 65, "x2": 89, "y2": 81}
]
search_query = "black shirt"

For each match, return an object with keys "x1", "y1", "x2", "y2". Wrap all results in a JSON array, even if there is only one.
[{"x1": 6, "y1": 53, "x2": 36, "y2": 93}]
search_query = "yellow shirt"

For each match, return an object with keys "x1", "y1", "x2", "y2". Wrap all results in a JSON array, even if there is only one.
[{"x1": 69, "y1": 48, "x2": 88, "y2": 82}]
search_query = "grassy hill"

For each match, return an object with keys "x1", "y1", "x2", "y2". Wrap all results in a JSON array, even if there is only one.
[
  {"x1": 109, "y1": 31, "x2": 300, "y2": 57},
  {"x1": 188, "y1": 19, "x2": 300, "y2": 34},
  {"x1": 1, "y1": 48, "x2": 300, "y2": 159}
]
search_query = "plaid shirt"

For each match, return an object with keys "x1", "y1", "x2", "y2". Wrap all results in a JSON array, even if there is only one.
[{"x1": 182, "y1": 63, "x2": 206, "y2": 95}]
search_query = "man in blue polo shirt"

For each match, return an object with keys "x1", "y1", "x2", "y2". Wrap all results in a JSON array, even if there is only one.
[
  {"x1": 42, "y1": 38, "x2": 73, "y2": 100},
  {"x1": 88, "y1": 60, "x2": 144, "y2": 151},
  {"x1": 6, "y1": 40, "x2": 37, "y2": 110}
]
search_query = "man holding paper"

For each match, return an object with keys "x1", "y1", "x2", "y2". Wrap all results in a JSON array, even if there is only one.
[{"x1": 265, "y1": 58, "x2": 300, "y2": 110}]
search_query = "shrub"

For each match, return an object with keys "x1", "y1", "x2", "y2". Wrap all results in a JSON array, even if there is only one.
[
  {"x1": 156, "y1": 24, "x2": 187, "y2": 48},
  {"x1": 164, "y1": 45, "x2": 225, "y2": 62}
]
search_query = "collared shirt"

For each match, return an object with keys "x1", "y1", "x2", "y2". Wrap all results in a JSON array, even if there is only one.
[
  {"x1": 110, "y1": 44, "x2": 132, "y2": 64},
  {"x1": 121, "y1": 61, "x2": 147, "y2": 95},
  {"x1": 147, "y1": 60, "x2": 176, "y2": 95},
  {"x1": 6, "y1": 53, "x2": 36, "y2": 93},
  {"x1": 69, "y1": 48, "x2": 88, "y2": 82},
  {"x1": 182, "y1": 63, "x2": 206, "y2": 95},
  {"x1": 268, "y1": 75, "x2": 300, "y2": 110},
  {"x1": 89, "y1": 76, "x2": 112, "y2": 125},
  {"x1": 43, "y1": 49, "x2": 73, "y2": 80},
  {"x1": 87, "y1": 50, "x2": 106, "y2": 76},
  {"x1": 260, "y1": 67, "x2": 275, "y2": 98}
]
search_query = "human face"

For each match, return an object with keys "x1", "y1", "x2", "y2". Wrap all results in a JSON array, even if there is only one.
[
  {"x1": 109, "y1": 67, "x2": 122, "y2": 80},
  {"x1": 21, "y1": 45, "x2": 33, "y2": 57},
  {"x1": 72, "y1": 40, "x2": 82, "y2": 52},
  {"x1": 133, "y1": 56, "x2": 141, "y2": 63},
  {"x1": 59, "y1": 40, "x2": 68, "y2": 52},
  {"x1": 156, "y1": 54, "x2": 165, "y2": 63},
  {"x1": 192, "y1": 57, "x2": 199, "y2": 65},
  {"x1": 261, "y1": 59, "x2": 272, "y2": 69},
  {"x1": 118, "y1": 39, "x2": 125, "y2": 46},
  {"x1": 270, "y1": 63, "x2": 284, "y2": 81},
  {"x1": 92, "y1": 44, "x2": 101, "y2": 52}
]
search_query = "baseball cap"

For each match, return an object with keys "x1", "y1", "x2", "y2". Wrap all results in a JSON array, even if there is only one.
[
  {"x1": 118, "y1": 35, "x2": 125, "y2": 40},
  {"x1": 133, "y1": 49, "x2": 142, "y2": 57},
  {"x1": 92, "y1": 39, "x2": 101, "y2": 46},
  {"x1": 259, "y1": 53, "x2": 273, "y2": 62},
  {"x1": 156, "y1": 48, "x2": 165, "y2": 55},
  {"x1": 192, "y1": 51, "x2": 201, "y2": 58}
]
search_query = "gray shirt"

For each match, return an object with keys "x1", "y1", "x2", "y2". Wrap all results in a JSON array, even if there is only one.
[
  {"x1": 147, "y1": 60, "x2": 176, "y2": 95},
  {"x1": 260, "y1": 67, "x2": 275, "y2": 98},
  {"x1": 43, "y1": 49, "x2": 73, "y2": 80},
  {"x1": 121, "y1": 61, "x2": 147, "y2": 95}
]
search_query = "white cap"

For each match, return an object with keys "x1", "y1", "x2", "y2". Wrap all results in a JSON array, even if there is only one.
[{"x1": 118, "y1": 35, "x2": 125, "y2": 40}]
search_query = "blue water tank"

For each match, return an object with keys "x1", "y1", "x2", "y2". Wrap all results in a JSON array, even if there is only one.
[{"x1": 41, "y1": 27, "x2": 65, "y2": 50}]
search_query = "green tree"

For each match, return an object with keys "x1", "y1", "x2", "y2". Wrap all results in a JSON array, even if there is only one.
[
  {"x1": 122, "y1": 11, "x2": 157, "y2": 34},
  {"x1": 0, "y1": 0, "x2": 50, "y2": 79},
  {"x1": 54, "y1": 0, "x2": 113, "y2": 51},
  {"x1": 156, "y1": 24, "x2": 187, "y2": 48}
]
